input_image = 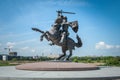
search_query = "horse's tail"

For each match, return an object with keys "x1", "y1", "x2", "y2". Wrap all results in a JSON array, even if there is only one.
[
  {"x1": 32, "y1": 28, "x2": 44, "y2": 33},
  {"x1": 75, "y1": 34, "x2": 82, "y2": 47}
]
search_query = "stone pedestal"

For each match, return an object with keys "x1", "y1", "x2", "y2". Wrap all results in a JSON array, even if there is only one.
[{"x1": 16, "y1": 61, "x2": 99, "y2": 71}]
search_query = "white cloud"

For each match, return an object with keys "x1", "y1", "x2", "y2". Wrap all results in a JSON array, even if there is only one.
[
  {"x1": 116, "y1": 45, "x2": 120, "y2": 48},
  {"x1": 31, "y1": 49, "x2": 36, "y2": 53},
  {"x1": 95, "y1": 41, "x2": 120, "y2": 49},
  {"x1": 21, "y1": 46, "x2": 29, "y2": 50},
  {"x1": 6, "y1": 42, "x2": 16, "y2": 48},
  {"x1": 17, "y1": 39, "x2": 37, "y2": 45}
]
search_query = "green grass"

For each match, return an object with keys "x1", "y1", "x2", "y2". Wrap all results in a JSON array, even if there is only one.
[
  {"x1": 0, "y1": 56, "x2": 120, "y2": 66},
  {"x1": 0, "y1": 61, "x2": 18, "y2": 66},
  {"x1": 72, "y1": 56, "x2": 120, "y2": 66}
]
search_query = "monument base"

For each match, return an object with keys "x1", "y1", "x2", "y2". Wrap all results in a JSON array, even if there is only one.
[{"x1": 16, "y1": 61, "x2": 99, "y2": 71}]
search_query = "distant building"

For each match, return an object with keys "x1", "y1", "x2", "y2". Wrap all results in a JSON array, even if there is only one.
[
  {"x1": 33, "y1": 55, "x2": 39, "y2": 59},
  {"x1": 0, "y1": 52, "x2": 19, "y2": 61},
  {"x1": 0, "y1": 54, "x2": 8, "y2": 61},
  {"x1": 47, "y1": 54, "x2": 59, "y2": 58},
  {"x1": 9, "y1": 52, "x2": 17, "y2": 56}
]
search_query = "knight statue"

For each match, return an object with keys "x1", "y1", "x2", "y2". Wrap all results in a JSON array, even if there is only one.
[{"x1": 32, "y1": 10, "x2": 82, "y2": 61}]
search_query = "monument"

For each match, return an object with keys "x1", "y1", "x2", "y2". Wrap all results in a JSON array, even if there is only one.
[
  {"x1": 16, "y1": 10, "x2": 99, "y2": 71},
  {"x1": 32, "y1": 10, "x2": 82, "y2": 61}
]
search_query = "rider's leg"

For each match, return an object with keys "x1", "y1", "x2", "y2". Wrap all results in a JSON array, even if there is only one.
[
  {"x1": 60, "y1": 32, "x2": 67, "y2": 45},
  {"x1": 60, "y1": 32, "x2": 65, "y2": 43}
]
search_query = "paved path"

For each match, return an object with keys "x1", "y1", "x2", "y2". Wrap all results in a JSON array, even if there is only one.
[{"x1": 0, "y1": 66, "x2": 120, "y2": 80}]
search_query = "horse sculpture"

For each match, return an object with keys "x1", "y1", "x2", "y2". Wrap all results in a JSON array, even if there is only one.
[{"x1": 32, "y1": 25, "x2": 82, "y2": 61}]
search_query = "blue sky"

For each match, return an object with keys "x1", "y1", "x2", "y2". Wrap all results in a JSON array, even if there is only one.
[{"x1": 0, "y1": 0, "x2": 120, "y2": 56}]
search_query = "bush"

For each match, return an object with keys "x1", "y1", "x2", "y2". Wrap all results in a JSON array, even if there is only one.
[
  {"x1": 73, "y1": 58, "x2": 79, "y2": 63},
  {"x1": 105, "y1": 58, "x2": 120, "y2": 66},
  {"x1": 11, "y1": 58, "x2": 17, "y2": 61},
  {"x1": 87, "y1": 59, "x2": 92, "y2": 63}
]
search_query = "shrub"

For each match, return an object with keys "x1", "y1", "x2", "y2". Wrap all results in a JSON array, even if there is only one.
[{"x1": 105, "y1": 58, "x2": 120, "y2": 66}]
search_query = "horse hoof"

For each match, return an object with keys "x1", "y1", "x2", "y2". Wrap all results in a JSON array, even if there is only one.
[{"x1": 40, "y1": 39, "x2": 43, "y2": 41}]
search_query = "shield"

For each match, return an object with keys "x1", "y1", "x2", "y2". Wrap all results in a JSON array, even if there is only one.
[{"x1": 69, "y1": 21, "x2": 79, "y2": 33}]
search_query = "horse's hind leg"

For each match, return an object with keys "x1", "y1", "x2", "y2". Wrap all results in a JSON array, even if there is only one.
[
  {"x1": 57, "y1": 47, "x2": 66, "y2": 60},
  {"x1": 66, "y1": 49, "x2": 72, "y2": 61}
]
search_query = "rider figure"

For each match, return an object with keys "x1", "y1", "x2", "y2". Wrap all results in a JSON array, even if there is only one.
[
  {"x1": 53, "y1": 13, "x2": 69, "y2": 45},
  {"x1": 61, "y1": 16, "x2": 69, "y2": 45}
]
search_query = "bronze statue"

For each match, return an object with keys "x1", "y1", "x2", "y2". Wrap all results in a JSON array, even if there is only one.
[{"x1": 32, "y1": 10, "x2": 82, "y2": 61}]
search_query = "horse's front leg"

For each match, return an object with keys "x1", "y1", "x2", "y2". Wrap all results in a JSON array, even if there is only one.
[
  {"x1": 40, "y1": 33, "x2": 46, "y2": 41},
  {"x1": 40, "y1": 31, "x2": 51, "y2": 41},
  {"x1": 49, "y1": 42, "x2": 54, "y2": 46}
]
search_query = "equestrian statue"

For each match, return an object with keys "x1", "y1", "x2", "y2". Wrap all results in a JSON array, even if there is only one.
[{"x1": 32, "y1": 10, "x2": 82, "y2": 61}]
